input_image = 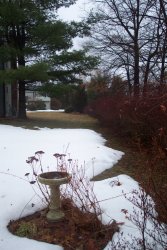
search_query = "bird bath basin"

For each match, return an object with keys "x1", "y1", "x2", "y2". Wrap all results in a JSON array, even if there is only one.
[{"x1": 38, "y1": 171, "x2": 70, "y2": 222}]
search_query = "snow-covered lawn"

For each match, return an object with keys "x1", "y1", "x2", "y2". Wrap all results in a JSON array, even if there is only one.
[{"x1": 0, "y1": 124, "x2": 165, "y2": 249}]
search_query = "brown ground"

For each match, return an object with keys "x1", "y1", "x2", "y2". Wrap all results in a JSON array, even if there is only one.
[{"x1": 8, "y1": 199, "x2": 119, "y2": 250}]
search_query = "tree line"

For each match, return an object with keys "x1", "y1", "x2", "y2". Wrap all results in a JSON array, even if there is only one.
[
  {"x1": 0, "y1": 0, "x2": 98, "y2": 118},
  {"x1": 1, "y1": 0, "x2": 167, "y2": 119},
  {"x1": 87, "y1": 0, "x2": 167, "y2": 97}
]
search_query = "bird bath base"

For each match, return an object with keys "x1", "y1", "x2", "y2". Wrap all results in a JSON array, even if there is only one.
[
  {"x1": 47, "y1": 208, "x2": 65, "y2": 222},
  {"x1": 38, "y1": 171, "x2": 70, "y2": 222}
]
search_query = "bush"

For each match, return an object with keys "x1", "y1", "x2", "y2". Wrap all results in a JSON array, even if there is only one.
[
  {"x1": 27, "y1": 100, "x2": 46, "y2": 111},
  {"x1": 86, "y1": 91, "x2": 167, "y2": 149},
  {"x1": 51, "y1": 98, "x2": 62, "y2": 110},
  {"x1": 65, "y1": 106, "x2": 74, "y2": 113},
  {"x1": 73, "y1": 85, "x2": 87, "y2": 113}
]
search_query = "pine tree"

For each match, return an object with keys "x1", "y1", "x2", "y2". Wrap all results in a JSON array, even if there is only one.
[{"x1": 0, "y1": 0, "x2": 98, "y2": 118}]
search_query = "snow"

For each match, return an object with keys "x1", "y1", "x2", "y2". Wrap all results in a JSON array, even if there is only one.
[
  {"x1": 26, "y1": 109, "x2": 65, "y2": 113},
  {"x1": 0, "y1": 124, "x2": 165, "y2": 249}
]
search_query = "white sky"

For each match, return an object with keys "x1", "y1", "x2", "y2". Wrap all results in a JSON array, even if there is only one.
[
  {"x1": 58, "y1": 0, "x2": 92, "y2": 49},
  {"x1": 0, "y1": 113, "x2": 166, "y2": 249},
  {"x1": 58, "y1": 0, "x2": 89, "y2": 21}
]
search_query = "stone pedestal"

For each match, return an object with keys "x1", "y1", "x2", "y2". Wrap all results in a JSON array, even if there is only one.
[{"x1": 38, "y1": 171, "x2": 70, "y2": 222}]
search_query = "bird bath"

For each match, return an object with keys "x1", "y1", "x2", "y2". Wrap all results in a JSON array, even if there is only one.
[{"x1": 38, "y1": 171, "x2": 70, "y2": 222}]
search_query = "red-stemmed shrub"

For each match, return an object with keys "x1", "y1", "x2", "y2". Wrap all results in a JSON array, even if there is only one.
[{"x1": 85, "y1": 91, "x2": 167, "y2": 150}]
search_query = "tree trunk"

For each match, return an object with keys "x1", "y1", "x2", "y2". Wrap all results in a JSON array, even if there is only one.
[
  {"x1": 143, "y1": 60, "x2": 150, "y2": 97},
  {"x1": 159, "y1": 31, "x2": 167, "y2": 90},
  {"x1": 134, "y1": 43, "x2": 140, "y2": 97},
  {"x1": 17, "y1": 80, "x2": 26, "y2": 119},
  {"x1": 11, "y1": 58, "x2": 18, "y2": 116},
  {"x1": 0, "y1": 61, "x2": 6, "y2": 117},
  {"x1": 17, "y1": 23, "x2": 27, "y2": 119},
  {"x1": 0, "y1": 83, "x2": 6, "y2": 117},
  {"x1": 126, "y1": 67, "x2": 132, "y2": 97},
  {"x1": 133, "y1": 1, "x2": 140, "y2": 98}
]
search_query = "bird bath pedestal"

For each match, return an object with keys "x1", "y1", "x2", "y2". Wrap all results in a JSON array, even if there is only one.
[{"x1": 38, "y1": 171, "x2": 70, "y2": 222}]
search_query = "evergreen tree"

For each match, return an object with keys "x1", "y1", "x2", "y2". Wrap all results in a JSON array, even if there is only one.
[{"x1": 0, "y1": 0, "x2": 98, "y2": 118}]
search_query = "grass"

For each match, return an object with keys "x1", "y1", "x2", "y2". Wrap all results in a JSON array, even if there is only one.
[
  {"x1": 1, "y1": 111, "x2": 166, "y2": 193},
  {"x1": 0, "y1": 111, "x2": 99, "y2": 130},
  {"x1": 0, "y1": 111, "x2": 146, "y2": 180},
  {"x1": 92, "y1": 127, "x2": 149, "y2": 182},
  {"x1": 1, "y1": 111, "x2": 164, "y2": 185}
]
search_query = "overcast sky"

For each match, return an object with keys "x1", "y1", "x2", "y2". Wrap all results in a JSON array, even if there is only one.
[
  {"x1": 58, "y1": 0, "x2": 89, "y2": 21},
  {"x1": 58, "y1": 0, "x2": 92, "y2": 49}
]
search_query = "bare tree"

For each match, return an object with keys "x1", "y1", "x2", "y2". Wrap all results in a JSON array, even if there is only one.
[{"x1": 88, "y1": 0, "x2": 167, "y2": 96}]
